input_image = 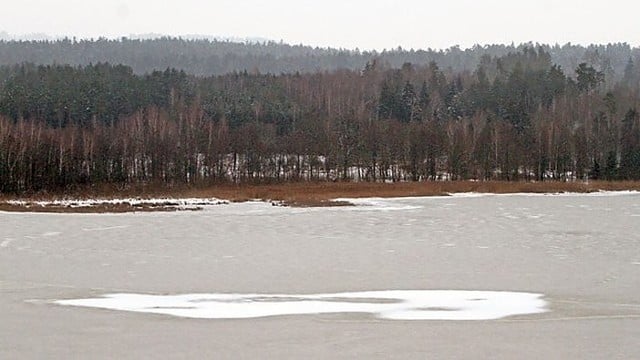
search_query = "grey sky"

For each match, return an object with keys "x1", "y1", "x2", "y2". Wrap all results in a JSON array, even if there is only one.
[{"x1": 2, "y1": 0, "x2": 639, "y2": 50}]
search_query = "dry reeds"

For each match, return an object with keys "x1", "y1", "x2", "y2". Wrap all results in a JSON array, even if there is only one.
[{"x1": 1, "y1": 180, "x2": 639, "y2": 213}]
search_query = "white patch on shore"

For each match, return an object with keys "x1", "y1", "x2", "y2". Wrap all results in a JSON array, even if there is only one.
[
  {"x1": 333, "y1": 190, "x2": 639, "y2": 212},
  {"x1": 493, "y1": 190, "x2": 640, "y2": 197},
  {"x1": 54, "y1": 290, "x2": 547, "y2": 320},
  {"x1": 5, "y1": 198, "x2": 228, "y2": 210}
]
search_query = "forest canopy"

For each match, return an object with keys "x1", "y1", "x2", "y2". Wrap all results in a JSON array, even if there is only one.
[
  {"x1": 0, "y1": 41, "x2": 640, "y2": 193},
  {"x1": 0, "y1": 37, "x2": 639, "y2": 80}
]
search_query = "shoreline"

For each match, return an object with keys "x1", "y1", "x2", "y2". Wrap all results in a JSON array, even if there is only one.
[{"x1": 2, "y1": 180, "x2": 640, "y2": 213}]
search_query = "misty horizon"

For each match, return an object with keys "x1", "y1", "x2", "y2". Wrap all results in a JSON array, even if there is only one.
[
  {"x1": 1, "y1": 30, "x2": 639, "y2": 53},
  {"x1": 1, "y1": 0, "x2": 638, "y2": 51}
]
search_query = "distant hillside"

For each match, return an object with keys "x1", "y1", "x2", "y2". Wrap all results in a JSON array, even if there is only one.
[
  {"x1": 0, "y1": 37, "x2": 639, "y2": 81},
  {"x1": 1, "y1": 44, "x2": 640, "y2": 192}
]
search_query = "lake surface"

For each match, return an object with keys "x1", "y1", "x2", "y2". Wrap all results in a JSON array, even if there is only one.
[{"x1": 1, "y1": 193, "x2": 639, "y2": 359}]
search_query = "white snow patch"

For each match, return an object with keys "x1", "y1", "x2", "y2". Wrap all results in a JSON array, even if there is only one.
[
  {"x1": 333, "y1": 197, "x2": 422, "y2": 211},
  {"x1": 0, "y1": 239, "x2": 14, "y2": 248},
  {"x1": 53, "y1": 290, "x2": 547, "y2": 320},
  {"x1": 42, "y1": 232, "x2": 61, "y2": 237},
  {"x1": 448, "y1": 192, "x2": 489, "y2": 198},
  {"x1": 82, "y1": 225, "x2": 131, "y2": 232}
]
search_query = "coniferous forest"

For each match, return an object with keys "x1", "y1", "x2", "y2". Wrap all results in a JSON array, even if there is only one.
[{"x1": 1, "y1": 39, "x2": 640, "y2": 193}]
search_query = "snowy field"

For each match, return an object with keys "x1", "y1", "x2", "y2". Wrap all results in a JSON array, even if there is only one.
[{"x1": 1, "y1": 192, "x2": 640, "y2": 359}]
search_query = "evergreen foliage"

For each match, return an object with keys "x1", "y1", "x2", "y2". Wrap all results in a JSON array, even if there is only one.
[{"x1": 0, "y1": 45, "x2": 640, "y2": 193}]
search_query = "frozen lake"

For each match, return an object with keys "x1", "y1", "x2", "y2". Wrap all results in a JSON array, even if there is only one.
[{"x1": 1, "y1": 193, "x2": 640, "y2": 359}]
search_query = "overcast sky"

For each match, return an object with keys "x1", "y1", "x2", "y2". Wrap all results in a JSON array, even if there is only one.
[{"x1": 2, "y1": 0, "x2": 639, "y2": 50}]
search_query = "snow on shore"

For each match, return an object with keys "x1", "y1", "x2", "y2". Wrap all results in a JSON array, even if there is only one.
[
  {"x1": 448, "y1": 190, "x2": 640, "y2": 198},
  {"x1": 5, "y1": 197, "x2": 228, "y2": 210},
  {"x1": 332, "y1": 190, "x2": 639, "y2": 211},
  {"x1": 2, "y1": 190, "x2": 637, "y2": 213},
  {"x1": 339, "y1": 189, "x2": 639, "y2": 204}
]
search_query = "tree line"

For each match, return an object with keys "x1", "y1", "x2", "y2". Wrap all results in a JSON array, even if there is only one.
[
  {"x1": 1, "y1": 47, "x2": 640, "y2": 193},
  {"x1": 1, "y1": 37, "x2": 639, "y2": 82}
]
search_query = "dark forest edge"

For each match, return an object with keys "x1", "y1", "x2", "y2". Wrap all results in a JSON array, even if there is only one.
[{"x1": 1, "y1": 46, "x2": 640, "y2": 195}]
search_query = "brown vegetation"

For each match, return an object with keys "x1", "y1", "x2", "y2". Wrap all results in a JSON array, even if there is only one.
[
  {"x1": 0, "y1": 202, "x2": 200, "y2": 214},
  {"x1": 187, "y1": 180, "x2": 640, "y2": 203},
  {"x1": 1, "y1": 180, "x2": 639, "y2": 213}
]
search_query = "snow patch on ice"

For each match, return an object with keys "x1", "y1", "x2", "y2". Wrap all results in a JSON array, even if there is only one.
[
  {"x1": 54, "y1": 290, "x2": 547, "y2": 320},
  {"x1": 448, "y1": 192, "x2": 489, "y2": 198},
  {"x1": 333, "y1": 197, "x2": 422, "y2": 211},
  {"x1": 82, "y1": 225, "x2": 131, "y2": 232},
  {"x1": 0, "y1": 239, "x2": 14, "y2": 248},
  {"x1": 42, "y1": 232, "x2": 61, "y2": 237}
]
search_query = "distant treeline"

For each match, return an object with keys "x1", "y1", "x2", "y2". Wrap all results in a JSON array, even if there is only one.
[
  {"x1": 1, "y1": 37, "x2": 639, "y2": 80},
  {"x1": 1, "y1": 47, "x2": 640, "y2": 193}
]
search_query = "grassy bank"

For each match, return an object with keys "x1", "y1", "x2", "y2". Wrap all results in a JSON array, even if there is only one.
[{"x1": 1, "y1": 181, "x2": 639, "y2": 213}]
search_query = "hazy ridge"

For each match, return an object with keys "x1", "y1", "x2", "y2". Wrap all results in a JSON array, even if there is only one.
[{"x1": 0, "y1": 36, "x2": 638, "y2": 80}]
